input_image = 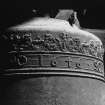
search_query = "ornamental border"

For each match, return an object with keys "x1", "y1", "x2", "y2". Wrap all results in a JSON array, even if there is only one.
[{"x1": 1, "y1": 68, "x2": 105, "y2": 82}]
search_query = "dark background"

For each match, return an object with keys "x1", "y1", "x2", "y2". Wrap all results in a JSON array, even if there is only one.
[{"x1": 0, "y1": 0, "x2": 105, "y2": 30}]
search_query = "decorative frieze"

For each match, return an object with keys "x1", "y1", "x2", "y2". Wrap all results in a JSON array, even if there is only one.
[
  {"x1": 1, "y1": 30, "x2": 104, "y2": 81},
  {"x1": 5, "y1": 31, "x2": 104, "y2": 60},
  {"x1": 8, "y1": 52, "x2": 104, "y2": 77}
]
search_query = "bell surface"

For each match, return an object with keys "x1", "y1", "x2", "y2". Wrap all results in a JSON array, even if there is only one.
[{"x1": 0, "y1": 10, "x2": 105, "y2": 105}]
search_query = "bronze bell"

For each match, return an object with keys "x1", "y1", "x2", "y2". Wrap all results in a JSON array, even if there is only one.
[{"x1": 0, "y1": 10, "x2": 105, "y2": 105}]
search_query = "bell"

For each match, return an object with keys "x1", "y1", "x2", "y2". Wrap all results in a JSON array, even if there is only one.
[{"x1": 0, "y1": 9, "x2": 105, "y2": 105}]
